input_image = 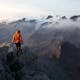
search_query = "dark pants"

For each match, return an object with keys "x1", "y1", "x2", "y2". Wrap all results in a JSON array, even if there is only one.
[{"x1": 15, "y1": 43, "x2": 22, "y2": 56}]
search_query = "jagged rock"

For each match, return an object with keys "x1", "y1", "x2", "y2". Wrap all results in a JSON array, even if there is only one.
[
  {"x1": 61, "y1": 16, "x2": 67, "y2": 19},
  {"x1": 70, "y1": 15, "x2": 80, "y2": 21},
  {"x1": 29, "y1": 19, "x2": 37, "y2": 23},
  {"x1": 0, "y1": 44, "x2": 72, "y2": 80},
  {"x1": 46, "y1": 15, "x2": 53, "y2": 19},
  {"x1": 32, "y1": 72, "x2": 50, "y2": 80},
  {"x1": 60, "y1": 42, "x2": 80, "y2": 80},
  {"x1": 41, "y1": 22, "x2": 52, "y2": 27},
  {"x1": 0, "y1": 49, "x2": 15, "y2": 80}
]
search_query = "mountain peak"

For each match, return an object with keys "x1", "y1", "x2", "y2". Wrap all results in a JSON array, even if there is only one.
[
  {"x1": 46, "y1": 15, "x2": 53, "y2": 19},
  {"x1": 70, "y1": 15, "x2": 80, "y2": 21}
]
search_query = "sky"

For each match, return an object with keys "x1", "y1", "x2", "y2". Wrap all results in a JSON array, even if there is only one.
[{"x1": 0, "y1": 0, "x2": 80, "y2": 20}]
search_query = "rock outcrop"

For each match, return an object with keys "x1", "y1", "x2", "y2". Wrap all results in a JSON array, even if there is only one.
[
  {"x1": 0, "y1": 44, "x2": 71, "y2": 80},
  {"x1": 60, "y1": 42, "x2": 80, "y2": 80}
]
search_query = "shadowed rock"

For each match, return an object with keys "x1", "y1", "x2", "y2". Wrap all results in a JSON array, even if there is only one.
[
  {"x1": 60, "y1": 42, "x2": 80, "y2": 80},
  {"x1": 0, "y1": 45, "x2": 71, "y2": 80},
  {"x1": 46, "y1": 15, "x2": 53, "y2": 19},
  {"x1": 70, "y1": 15, "x2": 80, "y2": 21}
]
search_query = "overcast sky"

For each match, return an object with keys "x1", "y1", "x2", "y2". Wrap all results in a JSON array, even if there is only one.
[{"x1": 0, "y1": 0, "x2": 80, "y2": 20}]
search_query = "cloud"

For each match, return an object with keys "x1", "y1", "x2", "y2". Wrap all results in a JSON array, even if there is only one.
[
  {"x1": 0, "y1": 0, "x2": 80, "y2": 19},
  {"x1": 0, "y1": 2, "x2": 48, "y2": 20}
]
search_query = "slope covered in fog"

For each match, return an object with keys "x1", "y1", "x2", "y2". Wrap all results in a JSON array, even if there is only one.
[
  {"x1": 0, "y1": 16, "x2": 79, "y2": 44},
  {"x1": 0, "y1": 15, "x2": 80, "y2": 48}
]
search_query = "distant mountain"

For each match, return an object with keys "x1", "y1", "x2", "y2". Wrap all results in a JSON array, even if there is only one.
[
  {"x1": 46, "y1": 15, "x2": 53, "y2": 19},
  {"x1": 61, "y1": 16, "x2": 67, "y2": 20},
  {"x1": 70, "y1": 15, "x2": 80, "y2": 21},
  {"x1": 40, "y1": 22, "x2": 52, "y2": 27},
  {"x1": 0, "y1": 16, "x2": 80, "y2": 45}
]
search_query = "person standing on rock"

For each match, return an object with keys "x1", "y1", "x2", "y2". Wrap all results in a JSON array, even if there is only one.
[{"x1": 12, "y1": 30, "x2": 23, "y2": 56}]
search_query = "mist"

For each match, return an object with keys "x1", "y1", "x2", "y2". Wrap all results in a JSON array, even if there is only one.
[{"x1": 0, "y1": 16, "x2": 80, "y2": 46}]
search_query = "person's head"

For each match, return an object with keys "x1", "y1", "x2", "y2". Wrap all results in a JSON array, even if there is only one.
[{"x1": 16, "y1": 30, "x2": 21, "y2": 34}]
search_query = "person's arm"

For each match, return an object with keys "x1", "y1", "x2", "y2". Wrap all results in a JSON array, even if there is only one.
[{"x1": 20, "y1": 34, "x2": 23, "y2": 44}]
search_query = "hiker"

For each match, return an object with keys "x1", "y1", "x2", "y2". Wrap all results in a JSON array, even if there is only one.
[{"x1": 12, "y1": 30, "x2": 23, "y2": 56}]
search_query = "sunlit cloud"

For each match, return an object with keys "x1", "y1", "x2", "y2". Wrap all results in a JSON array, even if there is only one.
[
  {"x1": 0, "y1": 0, "x2": 80, "y2": 20},
  {"x1": 0, "y1": 2, "x2": 48, "y2": 20}
]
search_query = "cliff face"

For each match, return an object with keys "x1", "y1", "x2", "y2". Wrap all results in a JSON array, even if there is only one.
[
  {"x1": 1, "y1": 41, "x2": 80, "y2": 80},
  {"x1": 0, "y1": 45, "x2": 71, "y2": 80},
  {"x1": 60, "y1": 42, "x2": 80, "y2": 80}
]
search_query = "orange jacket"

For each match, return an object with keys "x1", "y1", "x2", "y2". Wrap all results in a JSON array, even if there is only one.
[{"x1": 12, "y1": 31, "x2": 23, "y2": 43}]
